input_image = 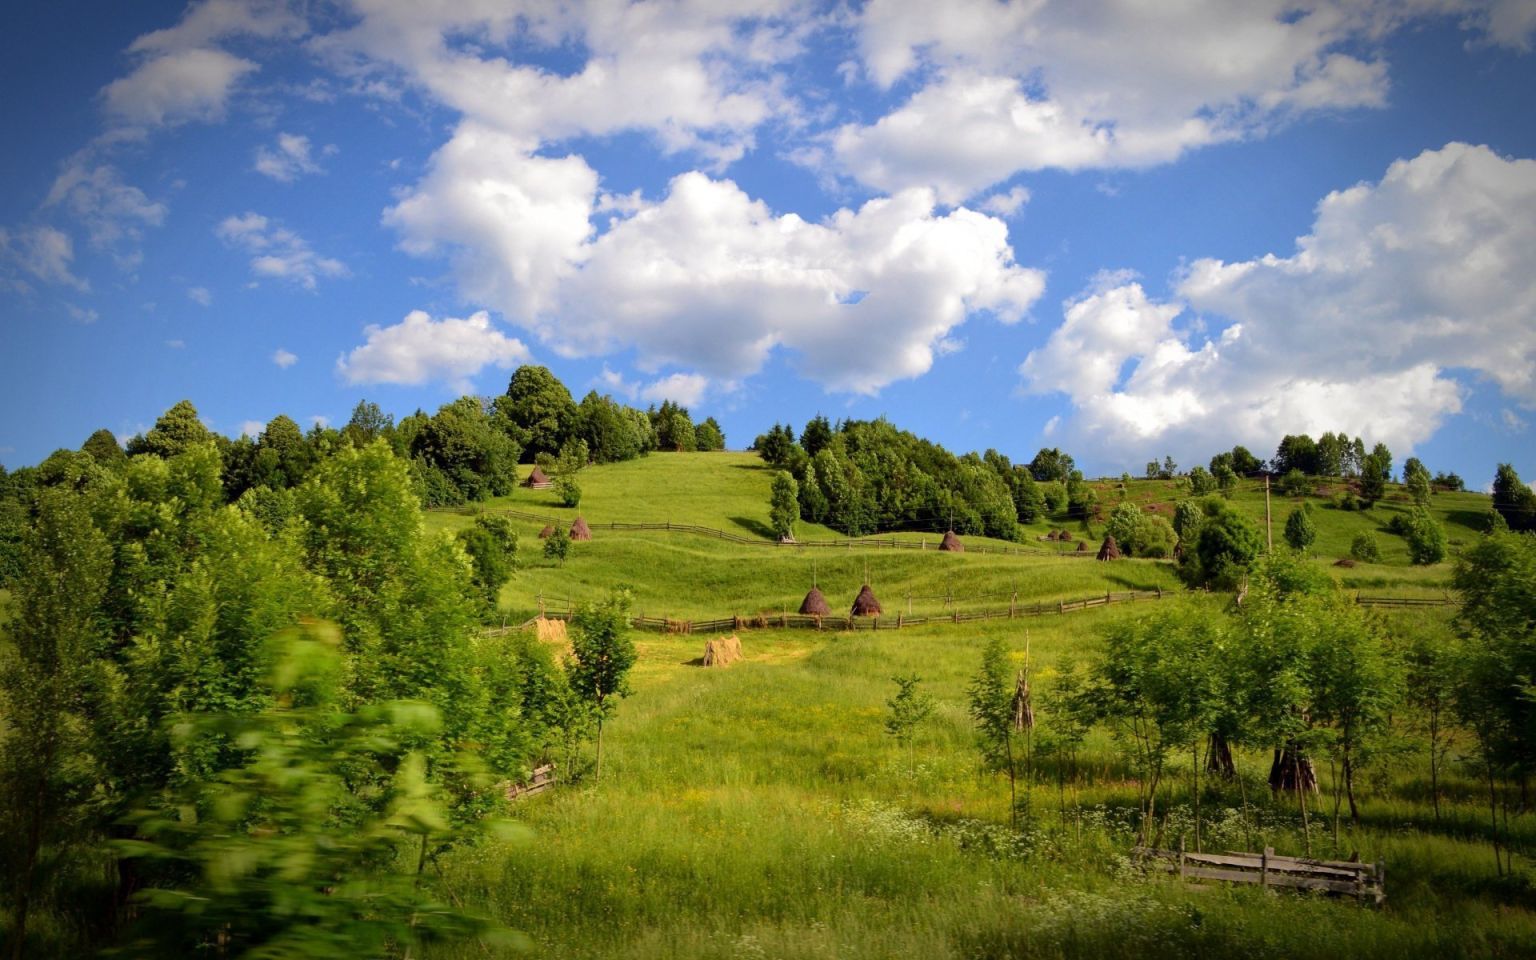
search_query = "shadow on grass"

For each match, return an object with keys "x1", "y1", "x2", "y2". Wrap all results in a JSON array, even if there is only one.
[{"x1": 729, "y1": 515, "x2": 778, "y2": 539}]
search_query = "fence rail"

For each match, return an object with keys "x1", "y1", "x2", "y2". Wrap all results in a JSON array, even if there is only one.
[
  {"x1": 1136, "y1": 844, "x2": 1384, "y2": 903},
  {"x1": 511, "y1": 589, "x2": 1166, "y2": 634},
  {"x1": 483, "y1": 507, "x2": 1091, "y2": 557},
  {"x1": 1353, "y1": 595, "x2": 1459, "y2": 608}
]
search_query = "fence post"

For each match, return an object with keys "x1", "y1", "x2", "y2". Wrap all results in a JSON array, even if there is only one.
[
  {"x1": 1261, "y1": 847, "x2": 1272, "y2": 890},
  {"x1": 1178, "y1": 836, "x2": 1186, "y2": 881},
  {"x1": 897, "y1": 612, "x2": 903, "y2": 629}
]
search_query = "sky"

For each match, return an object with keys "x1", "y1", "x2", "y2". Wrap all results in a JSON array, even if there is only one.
[{"x1": 3, "y1": 0, "x2": 1535, "y2": 485}]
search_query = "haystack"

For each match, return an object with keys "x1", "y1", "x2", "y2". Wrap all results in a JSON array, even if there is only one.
[
  {"x1": 533, "y1": 616, "x2": 568, "y2": 646},
  {"x1": 851, "y1": 583, "x2": 883, "y2": 617},
  {"x1": 569, "y1": 516, "x2": 592, "y2": 541},
  {"x1": 798, "y1": 586, "x2": 831, "y2": 616},
  {"x1": 701, "y1": 634, "x2": 743, "y2": 667},
  {"x1": 939, "y1": 530, "x2": 964, "y2": 553},
  {"x1": 1075, "y1": 540, "x2": 1088, "y2": 552},
  {"x1": 538, "y1": 523, "x2": 555, "y2": 539},
  {"x1": 1096, "y1": 535, "x2": 1122, "y2": 561},
  {"x1": 523, "y1": 465, "x2": 552, "y2": 489}
]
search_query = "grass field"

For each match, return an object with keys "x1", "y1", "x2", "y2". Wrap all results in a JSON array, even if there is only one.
[{"x1": 408, "y1": 455, "x2": 1531, "y2": 958}]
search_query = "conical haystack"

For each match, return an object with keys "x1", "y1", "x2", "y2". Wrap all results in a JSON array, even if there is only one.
[
  {"x1": 1096, "y1": 535, "x2": 1122, "y2": 561},
  {"x1": 850, "y1": 583, "x2": 883, "y2": 617},
  {"x1": 1075, "y1": 540, "x2": 1088, "y2": 552},
  {"x1": 701, "y1": 634, "x2": 743, "y2": 667},
  {"x1": 799, "y1": 586, "x2": 831, "y2": 616},
  {"x1": 538, "y1": 523, "x2": 555, "y2": 539},
  {"x1": 939, "y1": 530, "x2": 964, "y2": 552},
  {"x1": 569, "y1": 516, "x2": 592, "y2": 541},
  {"x1": 523, "y1": 465, "x2": 552, "y2": 488}
]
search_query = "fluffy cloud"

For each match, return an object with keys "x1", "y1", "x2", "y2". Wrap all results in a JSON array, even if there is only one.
[
  {"x1": 187, "y1": 285, "x2": 212, "y2": 305},
  {"x1": 45, "y1": 162, "x2": 166, "y2": 263},
  {"x1": 833, "y1": 0, "x2": 1517, "y2": 199},
  {"x1": 0, "y1": 225, "x2": 86, "y2": 291},
  {"x1": 336, "y1": 309, "x2": 531, "y2": 392},
  {"x1": 271, "y1": 347, "x2": 297, "y2": 368},
  {"x1": 254, "y1": 132, "x2": 326, "y2": 181},
  {"x1": 216, "y1": 211, "x2": 346, "y2": 289},
  {"x1": 102, "y1": 0, "x2": 305, "y2": 129},
  {"x1": 640, "y1": 372, "x2": 710, "y2": 407},
  {"x1": 1021, "y1": 143, "x2": 1536, "y2": 460}
]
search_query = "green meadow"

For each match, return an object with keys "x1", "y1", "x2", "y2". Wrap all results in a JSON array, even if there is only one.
[{"x1": 408, "y1": 454, "x2": 1533, "y2": 958}]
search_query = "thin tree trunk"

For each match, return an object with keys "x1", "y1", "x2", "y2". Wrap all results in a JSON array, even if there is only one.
[
  {"x1": 1486, "y1": 759, "x2": 1503, "y2": 877},
  {"x1": 1429, "y1": 708, "x2": 1441, "y2": 822},
  {"x1": 1206, "y1": 731, "x2": 1236, "y2": 779},
  {"x1": 1192, "y1": 739, "x2": 1201, "y2": 853},
  {"x1": 595, "y1": 717, "x2": 605, "y2": 782},
  {"x1": 1295, "y1": 748, "x2": 1312, "y2": 856},
  {"x1": 1344, "y1": 750, "x2": 1360, "y2": 826}
]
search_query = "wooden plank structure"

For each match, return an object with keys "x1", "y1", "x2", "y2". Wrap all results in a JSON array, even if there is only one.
[
  {"x1": 1136, "y1": 843, "x2": 1384, "y2": 904},
  {"x1": 505, "y1": 763, "x2": 557, "y2": 801}
]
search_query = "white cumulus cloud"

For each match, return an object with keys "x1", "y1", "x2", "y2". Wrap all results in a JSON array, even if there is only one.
[
  {"x1": 216, "y1": 211, "x2": 346, "y2": 290},
  {"x1": 336, "y1": 309, "x2": 532, "y2": 393},
  {"x1": 254, "y1": 132, "x2": 325, "y2": 181},
  {"x1": 272, "y1": 347, "x2": 297, "y2": 368},
  {"x1": 1021, "y1": 142, "x2": 1536, "y2": 463},
  {"x1": 640, "y1": 372, "x2": 710, "y2": 407}
]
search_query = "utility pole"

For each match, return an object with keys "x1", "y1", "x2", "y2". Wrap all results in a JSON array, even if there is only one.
[{"x1": 1264, "y1": 474, "x2": 1273, "y2": 552}]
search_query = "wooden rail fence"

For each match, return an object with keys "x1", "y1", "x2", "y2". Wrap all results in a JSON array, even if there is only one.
[
  {"x1": 1136, "y1": 844, "x2": 1384, "y2": 903},
  {"x1": 1353, "y1": 594, "x2": 1459, "y2": 608},
  {"x1": 512, "y1": 588, "x2": 1166, "y2": 634}
]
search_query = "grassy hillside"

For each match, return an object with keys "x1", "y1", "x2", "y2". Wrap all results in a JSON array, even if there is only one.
[{"x1": 425, "y1": 454, "x2": 1484, "y2": 619}]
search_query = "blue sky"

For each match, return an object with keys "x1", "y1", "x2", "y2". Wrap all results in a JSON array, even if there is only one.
[{"x1": 3, "y1": 1, "x2": 1535, "y2": 486}]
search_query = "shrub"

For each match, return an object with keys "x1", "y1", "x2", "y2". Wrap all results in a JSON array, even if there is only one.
[
  {"x1": 1277, "y1": 468, "x2": 1315, "y2": 498},
  {"x1": 1350, "y1": 531, "x2": 1381, "y2": 563},
  {"x1": 554, "y1": 475, "x2": 581, "y2": 508}
]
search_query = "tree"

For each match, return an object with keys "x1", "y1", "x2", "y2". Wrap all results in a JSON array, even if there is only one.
[
  {"x1": 575, "y1": 391, "x2": 643, "y2": 464},
  {"x1": 1369, "y1": 442, "x2": 1393, "y2": 482},
  {"x1": 1008, "y1": 468, "x2": 1045, "y2": 523},
  {"x1": 1172, "y1": 499, "x2": 1204, "y2": 546},
  {"x1": 0, "y1": 489, "x2": 112, "y2": 957},
  {"x1": 1405, "y1": 505, "x2": 1447, "y2": 565},
  {"x1": 458, "y1": 516, "x2": 518, "y2": 613},
  {"x1": 128, "y1": 400, "x2": 213, "y2": 459},
  {"x1": 543, "y1": 526, "x2": 571, "y2": 564},
  {"x1": 1273, "y1": 434, "x2": 1319, "y2": 476},
  {"x1": 413, "y1": 397, "x2": 522, "y2": 504},
  {"x1": 1179, "y1": 497, "x2": 1264, "y2": 590},
  {"x1": 754, "y1": 423, "x2": 796, "y2": 466},
  {"x1": 694, "y1": 417, "x2": 725, "y2": 452},
  {"x1": 1350, "y1": 532, "x2": 1381, "y2": 563},
  {"x1": 1028, "y1": 447, "x2": 1075, "y2": 482},
  {"x1": 567, "y1": 590, "x2": 637, "y2": 781},
  {"x1": 968, "y1": 636, "x2": 1021, "y2": 827},
  {"x1": 498, "y1": 365, "x2": 577, "y2": 460},
  {"x1": 769, "y1": 471, "x2": 799, "y2": 540},
  {"x1": 1283, "y1": 503, "x2": 1317, "y2": 554},
  {"x1": 554, "y1": 475, "x2": 582, "y2": 508},
  {"x1": 1187, "y1": 466, "x2": 1216, "y2": 495},
  {"x1": 801, "y1": 415, "x2": 833, "y2": 457},
  {"x1": 1213, "y1": 463, "x2": 1238, "y2": 497},
  {"x1": 1492, "y1": 463, "x2": 1536, "y2": 532},
  {"x1": 1357, "y1": 450, "x2": 1388, "y2": 507},
  {"x1": 1277, "y1": 468, "x2": 1315, "y2": 498},
  {"x1": 342, "y1": 399, "x2": 394, "y2": 447},
  {"x1": 885, "y1": 675, "x2": 935, "y2": 777},
  {"x1": 80, "y1": 428, "x2": 126, "y2": 466},
  {"x1": 1315, "y1": 432, "x2": 1349, "y2": 478},
  {"x1": 667, "y1": 412, "x2": 698, "y2": 452}
]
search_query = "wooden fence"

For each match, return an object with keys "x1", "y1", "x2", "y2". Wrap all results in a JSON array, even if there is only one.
[
  {"x1": 515, "y1": 588, "x2": 1166, "y2": 634},
  {"x1": 487, "y1": 508, "x2": 1089, "y2": 558},
  {"x1": 1353, "y1": 594, "x2": 1459, "y2": 608},
  {"x1": 1136, "y1": 844, "x2": 1384, "y2": 903}
]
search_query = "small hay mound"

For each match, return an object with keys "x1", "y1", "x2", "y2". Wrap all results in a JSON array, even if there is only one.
[
  {"x1": 1097, "y1": 535, "x2": 1122, "y2": 561},
  {"x1": 537, "y1": 523, "x2": 555, "y2": 539},
  {"x1": 533, "y1": 617, "x2": 568, "y2": 644},
  {"x1": 939, "y1": 530, "x2": 964, "y2": 553},
  {"x1": 523, "y1": 465, "x2": 552, "y2": 488},
  {"x1": 1075, "y1": 540, "x2": 1088, "y2": 552},
  {"x1": 1334, "y1": 558, "x2": 1358, "y2": 568},
  {"x1": 799, "y1": 586, "x2": 831, "y2": 616},
  {"x1": 851, "y1": 583, "x2": 882, "y2": 617},
  {"x1": 701, "y1": 635, "x2": 743, "y2": 667},
  {"x1": 570, "y1": 516, "x2": 592, "y2": 541}
]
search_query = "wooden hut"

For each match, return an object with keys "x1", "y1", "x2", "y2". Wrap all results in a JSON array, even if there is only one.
[
  {"x1": 939, "y1": 530, "x2": 964, "y2": 552},
  {"x1": 523, "y1": 465, "x2": 552, "y2": 489},
  {"x1": 850, "y1": 583, "x2": 882, "y2": 617},
  {"x1": 798, "y1": 586, "x2": 831, "y2": 616},
  {"x1": 569, "y1": 516, "x2": 592, "y2": 541},
  {"x1": 1096, "y1": 535, "x2": 1122, "y2": 561},
  {"x1": 537, "y1": 523, "x2": 555, "y2": 539}
]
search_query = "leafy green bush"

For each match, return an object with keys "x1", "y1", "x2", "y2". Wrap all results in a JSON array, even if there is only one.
[{"x1": 1350, "y1": 531, "x2": 1381, "y2": 562}]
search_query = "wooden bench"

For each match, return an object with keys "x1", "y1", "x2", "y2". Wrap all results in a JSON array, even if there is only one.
[
  {"x1": 1136, "y1": 844, "x2": 1383, "y2": 904},
  {"x1": 505, "y1": 763, "x2": 557, "y2": 801}
]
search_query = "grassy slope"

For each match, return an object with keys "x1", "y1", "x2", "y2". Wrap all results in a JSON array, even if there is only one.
[{"x1": 418, "y1": 456, "x2": 1527, "y2": 958}]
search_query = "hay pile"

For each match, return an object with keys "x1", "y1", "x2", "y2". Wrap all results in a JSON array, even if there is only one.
[
  {"x1": 570, "y1": 516, "x2": 592, "y2": 541},
  {"x1": 1075, "y1": 540, "x2": 1088, "y2": 552},
  {"x1": 939, "y1": 530, "x2": 964, "y2": 552},
  {"x1": 523, "y1": 466, "x2": 551, "y2": 488},
  {"x1": 533, "y1": 617, "x2": 568, "y2": 644},
  {"x1": 851, "y1": 583, "x2": 882, "y2": 617},
  {"x1": 799, "y1": 586, "x2": 831, "y2": 616},
  {"x1": 1334, "y1": 557, "x2": 1358, "y2": 568},
  {"x1": 701, "y1": 635, "x2": 743, "y2": 667},
  {"x1": 1097, "y1": 535, "x2": 1122, "y2": 561},
  {"x1": 538, "y1": 523, "x2": 555, "y2": 539}
]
